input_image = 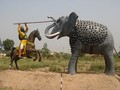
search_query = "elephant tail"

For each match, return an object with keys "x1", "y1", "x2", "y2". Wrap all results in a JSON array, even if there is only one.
[{"x1": 113, "y1": 47, "x2": 120, "y2": 58}]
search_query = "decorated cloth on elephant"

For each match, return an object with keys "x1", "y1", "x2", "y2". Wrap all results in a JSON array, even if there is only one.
[{"x1": 75, "y1": 20, "x2": 108, "y2": 46}]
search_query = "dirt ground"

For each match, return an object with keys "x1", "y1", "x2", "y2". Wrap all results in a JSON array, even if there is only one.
[{"x1": 0, "y1": 70, "x2": 120, "y2": 90}]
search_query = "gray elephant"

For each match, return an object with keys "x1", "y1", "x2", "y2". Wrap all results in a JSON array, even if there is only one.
[{"x1": 45, "y1": 12, "x2": 115, "y2": 75}]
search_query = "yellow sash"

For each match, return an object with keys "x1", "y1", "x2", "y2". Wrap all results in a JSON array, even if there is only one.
[{"x1": 16, "y1": 41, "x2": 34, "y2": 55}]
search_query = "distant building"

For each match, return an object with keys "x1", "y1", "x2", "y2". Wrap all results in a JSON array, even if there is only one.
[
  {"x1": 0, "y1": 39, "x2": 6, "y2": 58},
  {"x1": 0, "y1": 39, "x2": 4, "y2": 51}
]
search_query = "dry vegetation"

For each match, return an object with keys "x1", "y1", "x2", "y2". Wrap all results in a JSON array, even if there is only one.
[{"x1": 0, "y1": 70, "x2": 120, "y2": 90}]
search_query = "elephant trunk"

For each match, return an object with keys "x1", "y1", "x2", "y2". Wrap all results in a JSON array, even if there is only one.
[
  {"x1": 47, "y1": 16, "x2": 58, "y2": 26},
  {"x1": 45, "y1": 23, "x2": 60, "y2": 39}
]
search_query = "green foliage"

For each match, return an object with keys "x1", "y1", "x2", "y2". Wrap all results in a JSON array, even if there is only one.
[
  {"x1": 55, "y1": 52, "x2": 61, "y2": 59},
  {"x1": 0, "y1": 54, "x2": 120, "y2": 74},
  {"x1": 41, "y1": 43, "x2": 51, "y2": 58},
  {"x1": 16, "y1": 59, "x2": 50, "y2": 70},
  {"x1": 3, "y1": 39, "x2": 14, "y2": 51},
  {"x1": 91, "y1": 62, "x2": 105, "y2": 72},
  {"x1": 113, "y1": 54, "x2": 120, "y2": 61},
  {"x1": 0, "y1": 58, "x2": 10, "y2": 70},
  {"x1": 0, "y1": 48, "x2": 2, "y2": 52},
  {"x1": 60, "y1": 52, "x2": 70, "y2": 60},
  {"x1": 49, "y1": 65, "x2": 62, "y2": 72},
  {"x1": 6, "y1": 51, "x2": 11, "y2": 57}
]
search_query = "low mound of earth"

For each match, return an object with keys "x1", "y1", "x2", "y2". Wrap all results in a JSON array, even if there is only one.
[{"x1": 0, "y1": 70, "x2": 120, "y2": 90}]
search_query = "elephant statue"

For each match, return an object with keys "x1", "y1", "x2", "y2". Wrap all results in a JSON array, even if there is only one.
[{"x1": 45, "y1": 12, "x2": 115, "y2": 75}]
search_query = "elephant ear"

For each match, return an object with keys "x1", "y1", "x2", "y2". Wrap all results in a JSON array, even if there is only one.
[
  {"x1": 58, "y1": 12, "x2": 78, "y2": 39},
  {"x1": 68, "y1": 12, "x2": 78, "y2": 29},
  {"x1": 62, "y1": 12, "x2": 78, "y2": 34}
]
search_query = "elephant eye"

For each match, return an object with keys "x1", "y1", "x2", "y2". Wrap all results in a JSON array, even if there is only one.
[
  {"x1": 57, "y1": 19, "x2": 63, "y2": 26},
  {"x1": 57, "y1": 19, "x2": 60, "y2": 23}
]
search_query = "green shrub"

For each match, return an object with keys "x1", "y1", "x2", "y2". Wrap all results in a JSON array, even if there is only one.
[
  {"x1": 49, "y1": 65, "x2": 62, "y2": 72},
  {"x1": 91, "y1": 63, "x2": 104, "y2": 72},
  {"x1": 0, "y1": 55, "x2": 120, "y2": 73},
  {"x1": 61, "y1": 53, "x2": 70, "y2": 60}
]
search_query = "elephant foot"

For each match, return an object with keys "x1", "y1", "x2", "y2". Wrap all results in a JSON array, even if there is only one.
[
  {"x1": 104, "y1": 67, "x2": 115, "y2": 76},
  {"x1": 105, "y1": 71, "x2": 115, "y2": 76},
  {"x1": 68, "y1": 72, "x2": 76, "y2": 75},
  {"x1": 68, "y1": 68, "x2": 76, "y2": 75},
  {"x1": 104, "y1": 69, "x2": 109, "y2": 74}
]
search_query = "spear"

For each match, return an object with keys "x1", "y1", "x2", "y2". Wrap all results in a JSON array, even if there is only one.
[{"x1": 13, "y1": 20, "x2": 53, "y2": 25}]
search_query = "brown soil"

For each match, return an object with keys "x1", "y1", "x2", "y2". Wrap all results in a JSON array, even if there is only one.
[{"x1": 0, "y1": 70, "x2": 120, "y2": 90}]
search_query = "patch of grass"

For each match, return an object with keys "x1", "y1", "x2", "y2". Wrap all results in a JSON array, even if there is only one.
[
  {"x1": 91, "y1": 63, "x2": 104, "y2": 72},
  {"x1": 115, "y1": 62, "x2": 120, "y2": 72},
  {"x1": 0, "y1": 87, "x2": 13, "y2": 90},
  {"x1": 49, "y1": 65, "x2": 62, "y2": 72},
  {"x1": 17, "y1": 59, "x2": 50, "y2": 70},
  {"x1": 0, "y1": 55, "x2": 120, "y2": 73},
  {"x1": 0, "y1": 58, "x2": 10, "y2": 70}
]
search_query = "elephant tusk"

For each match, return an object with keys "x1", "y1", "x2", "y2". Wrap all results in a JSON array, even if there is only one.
[
  {"x1": 45, "y1": 32, "x2": 60, "y2": 39},
  {"x1": 45, "y1": 23, "x2": 60, "y2": 39}
]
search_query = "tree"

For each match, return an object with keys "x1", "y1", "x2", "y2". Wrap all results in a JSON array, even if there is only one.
[
  {"x1": 41, "y1": 43, "x2": 51, "y2": 58},
  {"x1": 3, "y1": 39, "x2": 14, "y2": 51}
]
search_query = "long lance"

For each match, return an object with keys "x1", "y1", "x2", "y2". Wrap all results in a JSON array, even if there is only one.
[{"x1": 13, "y1": 20, "x2": 53, "y2": 25}]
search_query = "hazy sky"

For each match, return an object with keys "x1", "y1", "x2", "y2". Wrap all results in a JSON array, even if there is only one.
[{"x1": 0, "y1": 0, "x2": 120, "y2": 53}]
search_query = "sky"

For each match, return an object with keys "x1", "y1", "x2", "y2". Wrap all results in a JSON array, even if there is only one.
[{"x1": 0, "y1": 0, "x2": 120, "y2": 53}]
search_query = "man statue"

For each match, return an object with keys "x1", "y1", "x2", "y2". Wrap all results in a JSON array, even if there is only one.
[{"x1": 18, "y1": 23, "x2": 28, "y2": 58}]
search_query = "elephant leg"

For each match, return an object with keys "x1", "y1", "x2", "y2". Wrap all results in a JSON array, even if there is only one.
[
  {"x1": 103, "y1": 51, "x2": 115, "y2": 75},
  {"x1": 104, "y1": 56, "x2": 109, "y2": 74},
  {"x1": 68, "y1": 51, "x2": 80, "y2": 75}
]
